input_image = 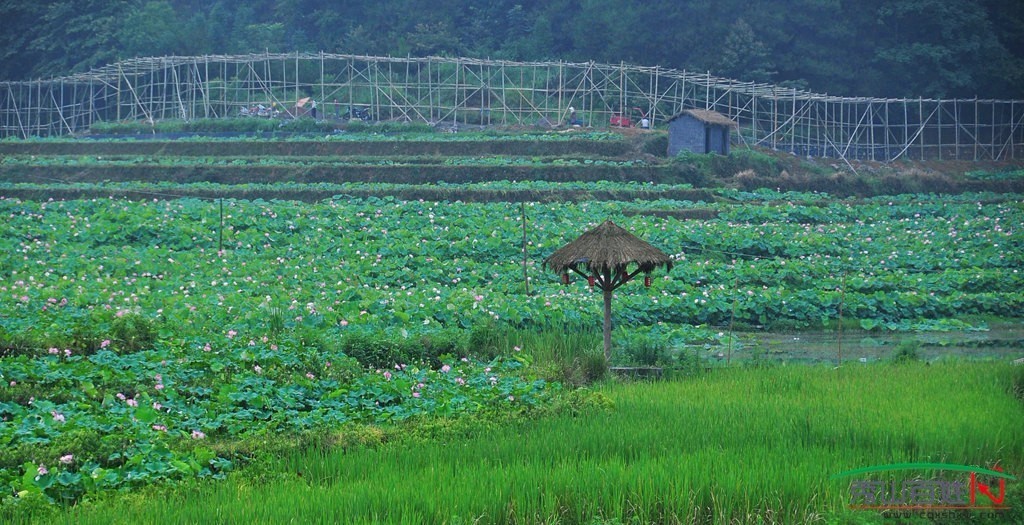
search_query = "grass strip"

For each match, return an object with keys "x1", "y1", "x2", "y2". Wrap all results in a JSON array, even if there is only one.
[{"x1": 42, "y1": 362, "x2": 1024, "y2": 524}]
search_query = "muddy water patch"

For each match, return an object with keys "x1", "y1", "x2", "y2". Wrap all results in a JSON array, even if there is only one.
[{"x1": 710, "y1": 321, "x2": 1024, "y2": 365}]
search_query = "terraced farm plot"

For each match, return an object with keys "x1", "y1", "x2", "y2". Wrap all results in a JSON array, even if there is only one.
[{"x1": 1, "y1": 132, "x2": 1022, "y2": 523}]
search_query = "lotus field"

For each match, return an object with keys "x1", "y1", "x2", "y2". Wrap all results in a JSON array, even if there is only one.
[{"x1": 1, "y1": 175, "x2": 1023, "y2": 522}]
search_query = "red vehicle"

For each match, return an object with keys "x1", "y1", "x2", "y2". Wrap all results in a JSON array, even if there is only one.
[
  {"x1": 609, "y1": 113, "x2": 632, "y2": 127},
  {"x1": 610, "y1": 107, "x2": 648, "y2": 128}
]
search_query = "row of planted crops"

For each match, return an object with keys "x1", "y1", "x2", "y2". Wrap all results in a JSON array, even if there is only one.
[
  {"x1": 1, "y1": 133, "x2": 1023, "y2": 521},
  {"x1": 4, "y1": 192, "x2": 1020, "y2": 332}
]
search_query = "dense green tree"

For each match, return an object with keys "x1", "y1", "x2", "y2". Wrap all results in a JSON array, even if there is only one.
[
  {"x1": 718, "y1": 19, "x2": 775, "y2": 83},
  {"x1": 870, "y1": 0, "x2": 1013, "y2": 97},
  {"x1": 0, "y1": 0, "x2": 48, "y2": 80},
  {"x1": 27, "y1": 0, "x2": 140, "y2": 77},
  {"x1": 118, "y1": 1, "x2": 185, "y2": 58},
  {"x1": 1, "y1": 0, "x2": 1022, "y2": 98}
]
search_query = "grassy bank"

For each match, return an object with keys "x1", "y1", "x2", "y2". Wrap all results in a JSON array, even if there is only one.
[{"x1": 36, "y1": 362, "x2": 1024, "y2": 524}]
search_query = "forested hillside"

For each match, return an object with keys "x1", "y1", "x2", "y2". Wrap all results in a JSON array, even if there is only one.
[{"x1": 2, "y1": 0, "x2": 1022, "y2": 99}]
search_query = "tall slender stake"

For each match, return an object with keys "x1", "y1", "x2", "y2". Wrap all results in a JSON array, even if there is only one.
[
  {"x1": 218, "y1": 198, "x2": 224, "y2": 253},
  {"x1": 603, "y1": 284, "x2": 613, "y2": 362},
  {"x1": 728, "y1": 275, "x2": 738, "y2": 365},
  {"x1": 837, "y1": 270, "x2": 846, "y2": 366},
  {"x1": 521, "y1": 202, "x2": 529, "y2": 295}
]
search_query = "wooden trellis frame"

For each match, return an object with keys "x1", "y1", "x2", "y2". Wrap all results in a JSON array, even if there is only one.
[{"x1": 1, "y1": 52, "x2": 1022, "y2": 161}]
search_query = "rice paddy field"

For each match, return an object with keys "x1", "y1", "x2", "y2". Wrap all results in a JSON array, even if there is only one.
[
  {"x1": 32, "y1": 364, "x2": 1024, "y2": 524},
  {"x1": 1, "y1": 130, "x2": 1023, "y2": 523}
]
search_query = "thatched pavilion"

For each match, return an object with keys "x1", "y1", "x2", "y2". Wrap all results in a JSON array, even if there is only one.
[{"x1": 543, "y1": 220, "x2": 673, "y2": 361}]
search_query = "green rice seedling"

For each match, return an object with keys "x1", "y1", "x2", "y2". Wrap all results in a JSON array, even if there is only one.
[{"x1": 48, "y1": 362, "x2": 1024, "y2": 524}]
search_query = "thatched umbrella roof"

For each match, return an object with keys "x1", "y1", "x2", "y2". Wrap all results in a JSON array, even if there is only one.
[
  {"x1": 543, "y1": 220, "x2": 673, "y2": 277},
  {"x1": 543, "y1": 220, "x2": 673, "y2": 362}
]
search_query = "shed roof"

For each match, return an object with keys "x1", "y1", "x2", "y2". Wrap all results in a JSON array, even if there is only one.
[{"x1": 667, "y1": 109, "x2": 737, "y2": 128}]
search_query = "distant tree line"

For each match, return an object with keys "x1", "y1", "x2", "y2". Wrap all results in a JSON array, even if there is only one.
[{"x1": 2, "y1": 0, "x2": 1022, "y2": 99}]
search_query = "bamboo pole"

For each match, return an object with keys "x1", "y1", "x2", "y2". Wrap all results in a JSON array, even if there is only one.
[
  {"x1": 938, "y1": 100, "x2": 943, "y2": 160},
  {"x1": 88, "y1": 79, "x2": 94, "y2": 129},
  {"x1": 990, "y1": 101, "x2": 995, "y2": 160},
  {"x1": 903, "y1": 100, "x2": 909, "y2": 161},
  {"x1": 199, "y1": 60, "x2": 209, "y2": 118},
  {"x1": 9, "y1": 84, "x2": 26, "y2": 138},
  {"x1": 868, "y1": 101, "x2": 875, "y2": 159},
  {"x1": 883, "y1": 102, "x2": 889, "y2": 161},
  {"x1": 772, "y1": 94, "x2": 778, "y2": 150},
  {"x1": 919, "y1": 99, "x2": 924, "y2": 160},
  {"x1": 949, "y1": 100, "x2": 957, "y2": 159},
  {"x1": 557, "y1": 61, "x2": 563, "y2": 121}
]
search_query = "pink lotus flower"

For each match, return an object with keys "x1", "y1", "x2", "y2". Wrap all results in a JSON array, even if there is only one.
[
  {"x1": 100, "y1": 339, "x2": 111, "y2": 348},
  {"x1": 412, "y1": 392, "x2": 420, "y2": 398},
  {"x1": 440, "y1": 365, "x2": 451, "y2": 373},
  {"x1": 383, "y1": 371, "x2": 392, "y2": 381},
  {"x1": 191, "y1": 430, "x2": 206, "y2": 440},
  {"x1": 305, "y1": 373, "x2": 315, "y2": 380},
  {"x1": 59, "y1": 454, "x2": 74, "y2": 465},
  {"x1": 126, "y1": 398, "x2": 138, "y2": 407},
  {"x1": 37, "y1": 464, "x2": 48, "y2": 476},
  {"x1": 152, "y1": 424, "x2": 167, "y2": 432},
  {"x1": 51, "y1": 411, "x2": 65, "y2": 423},
  {"x1": 254, "y1": 365, "x2": 263, "y2": 374}
]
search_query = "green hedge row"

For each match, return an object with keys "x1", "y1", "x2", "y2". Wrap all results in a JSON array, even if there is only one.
[
  {"x1": 0, "y1": 140, "x2": 633, "y2": 157},
  {"x1": 0, "y1": 187, "x2": 712, "y2": 204},
  {"x1": 1, "y1": 165, "x2": 678, "y2": 184}
]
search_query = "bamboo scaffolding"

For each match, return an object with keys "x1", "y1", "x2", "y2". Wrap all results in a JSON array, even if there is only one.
[{"x1": 1, "y1": 52, "x2": 1022, "y2": 162}]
